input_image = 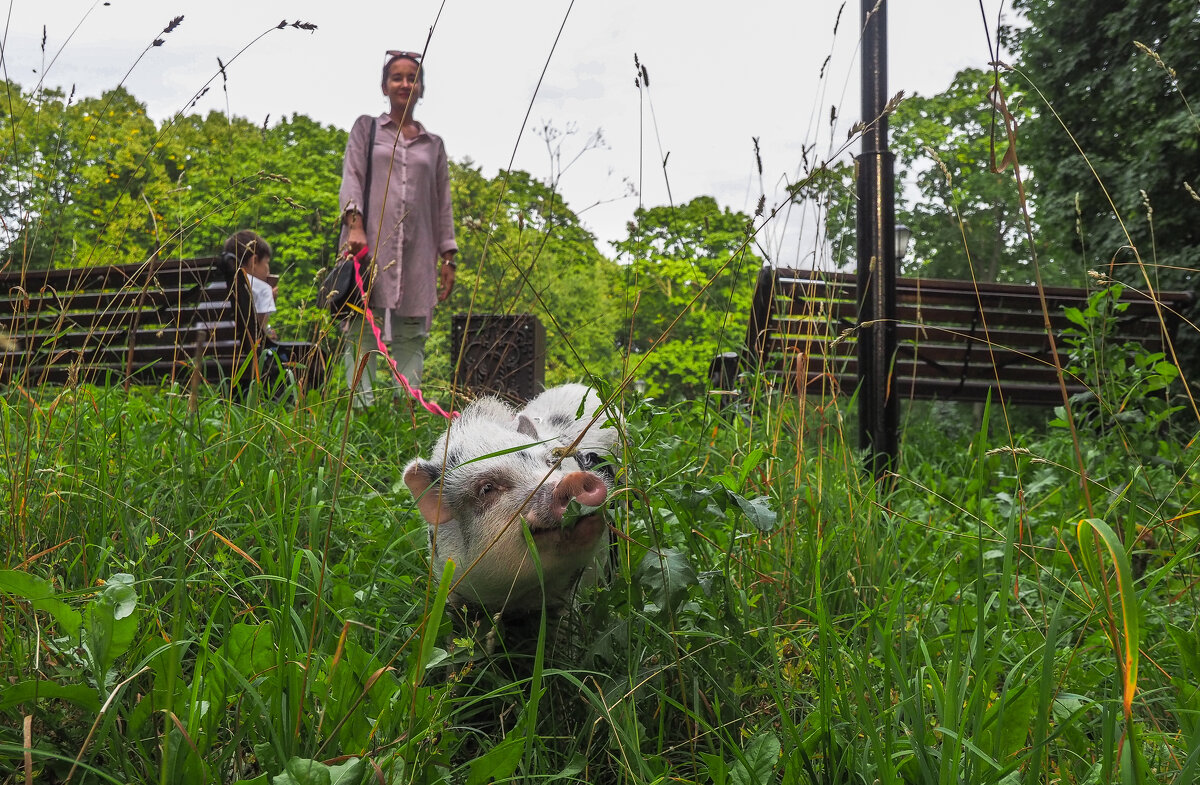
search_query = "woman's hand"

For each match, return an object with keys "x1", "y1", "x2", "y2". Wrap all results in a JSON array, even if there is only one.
[
  {"x1": 346, "y1": 225, "x2": 367, "y2": 254},
  {"x1": 437, "y1": 258, "x2": 456, "y2": 302}
]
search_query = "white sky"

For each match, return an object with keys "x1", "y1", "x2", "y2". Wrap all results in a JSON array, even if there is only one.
[{"x1": 2, "y1": 0, "x2": 1015, "y2": 263}]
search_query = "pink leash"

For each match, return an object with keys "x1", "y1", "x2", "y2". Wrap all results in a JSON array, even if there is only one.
[{"x1": 350, "y1": 246, "x2": 457, "y2": 419}]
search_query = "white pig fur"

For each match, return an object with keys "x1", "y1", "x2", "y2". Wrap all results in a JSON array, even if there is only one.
[{"x1": 403, "y1": 384, "x2": 621, "y2": 615}]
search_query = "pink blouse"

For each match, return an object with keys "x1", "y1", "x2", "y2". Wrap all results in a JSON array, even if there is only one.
[{"x1": 338, "y1": 114, "x2": 457, "y2": 325}]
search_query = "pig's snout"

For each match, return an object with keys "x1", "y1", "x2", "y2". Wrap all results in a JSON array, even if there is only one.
[{"x1": 551, "y1": 471, "x2": 608, "y2": 519}]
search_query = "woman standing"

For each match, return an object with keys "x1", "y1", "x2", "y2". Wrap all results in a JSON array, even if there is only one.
[{"x1": 339, "y1": 50, "x2": 458, "y2": 407}]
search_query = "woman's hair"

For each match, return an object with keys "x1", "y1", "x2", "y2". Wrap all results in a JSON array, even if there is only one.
[
  {"x1": 223, "y1": 230, "x2": 271, "y2": 267},
  {"x1": 381, "y1": 53, "x2": 426, "y2": 94}
]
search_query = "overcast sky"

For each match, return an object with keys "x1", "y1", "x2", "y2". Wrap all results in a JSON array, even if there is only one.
[{"x1": 3, "y1": 0, "x2": 1015, "y2": 264}]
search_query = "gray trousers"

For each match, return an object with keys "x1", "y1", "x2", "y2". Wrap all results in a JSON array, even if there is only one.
[{"x1": 342, "y1": 308, "x2": 428, "y2": 407}]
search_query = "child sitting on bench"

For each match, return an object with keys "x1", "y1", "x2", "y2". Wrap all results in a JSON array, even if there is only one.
[{"x1": 223, "y1": 230, "x2": 278, "y2": 342}]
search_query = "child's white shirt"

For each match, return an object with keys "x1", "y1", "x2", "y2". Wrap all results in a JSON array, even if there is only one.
[{"x1": 248, "y1": 274, "x2": 276, "y2": 315}]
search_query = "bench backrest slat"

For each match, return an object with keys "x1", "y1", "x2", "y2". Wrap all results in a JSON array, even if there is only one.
[
  {"x1": 0, "y1": 257, "x2": 256, "y2": 387},
  {"x1": 744, "y1": 266, "x2": 1192, "y2": 405}
]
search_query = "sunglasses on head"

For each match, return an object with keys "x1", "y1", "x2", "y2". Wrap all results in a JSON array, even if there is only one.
[{"x1": 386, "y1": 50, "x2": 423, "y2": 62}]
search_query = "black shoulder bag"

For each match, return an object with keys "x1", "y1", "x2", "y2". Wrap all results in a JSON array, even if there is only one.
[{"x1": 318, "y1": 119, "x2": 376, "y2": 315}]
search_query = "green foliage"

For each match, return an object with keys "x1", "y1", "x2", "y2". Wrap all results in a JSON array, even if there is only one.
[
  {"x1": 0, "y1": 569, "x2": 82, "y2": 639},
  {"x1": 1, "y1": 84, "x2": 166, "y2": 267},
  {"x1": 3, "y1": 21, "x2": 1200, "y2": 781},
  {"x1": 889, "y1": 67, "x2": 1078, "y2": 285},
  {"x1": 803, "y1": 68, "x2": 1078, "y2": 287},
  {"x1": 0, "y1": 81, "x2": 348, "y2": 342},
  {"x1": 260, "y1": 757, "x2": 365, "y2": 785},
  {"x1": 0, "y1": 81, "x2": 634, "y2": 386},
  {"x1": 160, "y1": 111, "x2": 348, "y2": 310},
  {"x1": 615, "y1": 196, "x2": 759, "y2": 398},
  {"x1": 2, "y1": 309, "x2": 1200, "y2": 781},
  {"x1": 428, "y1": 163, "x2": 623, "y2": 389},
  {"x1": 1055, "y1": 283, "x2": 1186, "y2": 460},
  {"x1": 1007, "y1": 0, "x2": 1200, "y2": 292}
]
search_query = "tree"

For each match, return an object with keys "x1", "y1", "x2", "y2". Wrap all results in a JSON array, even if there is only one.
[
  {"x1": 1007, "y1": 0, "x2": 1200, "y2": 293},
  {"x1": 801, "y1": 69, "x2": 1064, "y2": 286},
  {"x1": 615, "y1": 196, "x2": 759, "y2": 399},
  {"x1": 0, "y1": 84, "x2": 172, "y2": 269},
  {"x1": 0, "y1": 84, "x2": 348, "y2": 340},
  {"x1": 163, "y1": 110, "x2": 347, "y2": 330},
  {"x1": 64, "y1": 87, "x2": 172, "y2": 266},
  {"x1": 0, "y1": 81, "x2": 75, "y2": 268},
  {"x1": 890, "y1": 68, "x2": 1071, "y2": 285},
  {"x1": 426, "y1": 162, "x2": 623, "y2": 389},
  {"x1": 0, "y1": 80, "x2": 623, "y2": 373}
]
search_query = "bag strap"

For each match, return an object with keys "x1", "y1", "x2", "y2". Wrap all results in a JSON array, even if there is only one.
[{"x1": 362, "y1": 119, "x2": 376, "y2": 235}]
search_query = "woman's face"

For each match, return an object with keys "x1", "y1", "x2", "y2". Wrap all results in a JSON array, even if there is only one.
[{"x1": 384, "y1": 57, "x2": 422, "y2": 112}]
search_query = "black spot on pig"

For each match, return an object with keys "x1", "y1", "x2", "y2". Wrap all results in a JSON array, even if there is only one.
[
  {"x1": 548, "y1": 413, "x2": 575, "y2": 431},
  {"x1": 576, "y1": 451, "x2": 616, "y2": 484}
]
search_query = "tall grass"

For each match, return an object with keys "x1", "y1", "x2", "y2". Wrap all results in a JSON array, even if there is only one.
[
  {"x1": 2, "y1": 6, "x2": 1200, "y2": 785},
  {"x1": 2, "y1": 321, "x2": 1198, "y2": 783}
]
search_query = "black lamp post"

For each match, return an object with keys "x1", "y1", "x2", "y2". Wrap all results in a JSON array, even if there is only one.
[{"x1": 856, "y1": 0, "x2": 898, "y2": 478}]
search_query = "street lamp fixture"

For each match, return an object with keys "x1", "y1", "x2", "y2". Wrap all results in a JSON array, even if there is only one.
[{"x1": 894, "y1": 223, "x2": 913, "y2": 262}]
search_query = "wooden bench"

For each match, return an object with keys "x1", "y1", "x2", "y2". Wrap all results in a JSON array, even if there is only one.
[
  {"x1": 0, "y1": 257, "x2": 325, "y2": 393},
  {"x1": 718, "y1": 267, "x2": 1193, "y2": 406}
]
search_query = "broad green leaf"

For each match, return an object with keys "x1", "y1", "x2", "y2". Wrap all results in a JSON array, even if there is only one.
[
  {"x1": 555, "y1": 753, "x2": 586, "y2": 779},
  {"x1": 701, "y1": 752, "x2": 729, "y2": 785},
  {"x1": 1153, "y1": 361, "x2": 1179, "y2": 380},
  {"x1": 466, "y1": 734, "x2": 525, "y2": 785},
  {"x1": 637, "y1": 547, "x2": 697, "y2": 614},
  {"x1": 272, "y1": 758, "x2": 331, "y2": 785},
  {"x1": 1063, "y1": 306, "x2": 1087, "y2": 327},
  {"x1": 562, "y1": 498, "x2": 603, "y2": 529},
  {"x1": 220, "y1": 622, "x2": 278, "y2": 680},
  {"x1": 81, "y1": 573, "x2": 141, "y2": 683},
  {"x1": 97, "y1": 573, "x2": 138, "y2": 608},
  {"x1": 0, "y1": 569, "x2": 82, "y2": 638},
  {"x1": 1168, "y1": 625, "x2": 1200, "y2": 676},
  {"x1": 321, "y1": 635, "x2": 398, "y2": 752},
  {"x1": 104, "y1": 573, "x2": 137, "y2": 619},
  {"x1": 270, "y1": 756, "x2": 362, "y2": 785},
  {"x1": 1076, "y1": 517, "x2": 1139, "y2": 720},
  {"x1": 203, "y1": 622, "x2": 279, "y2": 725},
  {"x1": 738, "y1": 447, "x2": 767, "y2": 487},
  {"x1": 726, "y1": 490, "x2": 778, "y2": 532},
  {"x1": 730, "y1": 729, "x2": 780, "y2": 785},
  {"x1": 327, "y1": 758, "x2": 364, "y2": 785},
  {"x1": 979, "y1": 680, "x2": 1036, "y2": 762},
  {"x1": 0, "y1": 679, "x2": 102, "y2": 713}
]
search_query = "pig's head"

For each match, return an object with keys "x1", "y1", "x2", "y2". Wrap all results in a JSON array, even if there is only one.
[
  {"x1": 516, "y1": 383, "x2": 622, "y2": 485},
  {"x1": 403, "y1": 397, "x2": 615, "y2": 615}
]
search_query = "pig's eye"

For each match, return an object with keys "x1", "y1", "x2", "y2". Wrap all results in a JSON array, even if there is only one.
[
  {"x1": 580, "y1": 452, "x2": 616, "y2": 483},
  {"x1": 475, "y1": 480, "x2": 503, "y2": 509}
]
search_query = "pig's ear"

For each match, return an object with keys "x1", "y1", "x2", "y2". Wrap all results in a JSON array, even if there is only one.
[
  {"x1": 516, "y1": 414, "x2": 539, "y2": 440},
  {"x1": 403, "y1": 459, "x2": 454, "y2": 525}
]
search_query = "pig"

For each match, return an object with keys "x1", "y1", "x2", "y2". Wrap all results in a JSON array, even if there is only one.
[
  {"x1": 403, "y1": 384, "x2": 621, "y2": 616},
  {"x1": 515, "y1": 383, "x2": 620, "y2": 482}
]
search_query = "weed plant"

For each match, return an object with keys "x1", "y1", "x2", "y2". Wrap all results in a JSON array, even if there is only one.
[
  {"x1": 2, "y1": 7, "x2": 1200, "y2": 785},
  {"x1": 2, "y1": 302, "x2": 1199, "y2": 783}
]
